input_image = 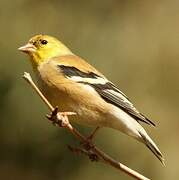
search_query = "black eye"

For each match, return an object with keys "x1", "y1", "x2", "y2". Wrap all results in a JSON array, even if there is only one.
[{"x1": 41, "y1": 39, "x2": 48, "y2": 45}]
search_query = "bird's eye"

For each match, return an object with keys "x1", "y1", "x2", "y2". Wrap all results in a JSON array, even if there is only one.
[{"x1": 41, "y1": 39, "x2": 48, "y2": 45}]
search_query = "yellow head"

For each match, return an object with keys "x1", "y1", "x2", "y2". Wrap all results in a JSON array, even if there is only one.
[{"x1": 18, "y1": 34, "x2": 72, "y2": 67}]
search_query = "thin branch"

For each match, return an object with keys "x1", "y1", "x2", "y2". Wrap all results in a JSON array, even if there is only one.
[
  {"x1": 23, "y1": 72, "x2": 150, "y2": 180},
  {"x1": 68, "y1": 145, "x2": 99, "y2": 162}
]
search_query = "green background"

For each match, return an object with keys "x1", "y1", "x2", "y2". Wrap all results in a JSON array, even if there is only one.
[{"x1": 0, "y1": 0, "x2": 178, "y2": 179}]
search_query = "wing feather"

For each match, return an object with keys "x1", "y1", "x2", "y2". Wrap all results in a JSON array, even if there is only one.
[
  {"x1": 57, "y1": 64, "x2": 155, "y2": 126},
  {"x1": 92, "y1": 83, "x2": 155, "y2": 126}
]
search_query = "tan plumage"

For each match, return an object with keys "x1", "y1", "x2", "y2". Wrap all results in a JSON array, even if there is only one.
[
  {"x1": 19, "y1": 34, "x2": 164, "y2": 164},
  {"x1": 36, "y1": 55, "x2": 109, "y2": 126}
]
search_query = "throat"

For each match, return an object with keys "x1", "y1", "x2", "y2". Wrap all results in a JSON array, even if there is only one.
[{"x1": 29, "y1": 54, "x2": 44, "y2": 68}]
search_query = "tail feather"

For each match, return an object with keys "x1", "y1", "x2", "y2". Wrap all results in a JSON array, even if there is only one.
[{"x1": 139, "y1": 131, "x2": 165, "y2": 165}]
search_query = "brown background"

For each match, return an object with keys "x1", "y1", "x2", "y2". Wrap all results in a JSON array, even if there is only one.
[{"x1": 0, "y1": 0, "x2": 178, "y2": 179}]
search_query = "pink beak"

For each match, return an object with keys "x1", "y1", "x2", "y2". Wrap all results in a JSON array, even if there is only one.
[{"x1": 18, "y1": 43, "x2": 36, "y2": 53}]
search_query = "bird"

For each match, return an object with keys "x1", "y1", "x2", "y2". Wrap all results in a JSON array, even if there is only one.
[{"x1": 18, "y1": 34, "x2": 164, "y2": 164}]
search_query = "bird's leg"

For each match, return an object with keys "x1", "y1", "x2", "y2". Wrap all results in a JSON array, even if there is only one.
[
  {"x1": 72, "y1": 127, "x2": 100, "y2": 161},
  {"x1": 46, "y1": 106, "x2": 76, "y2": 127},
  {"x1": 87, "y1": 126, "x2": 100, "y2": 141},
  {"x1": 81, "y1": 126, "x2": 100, "y2": 150}
]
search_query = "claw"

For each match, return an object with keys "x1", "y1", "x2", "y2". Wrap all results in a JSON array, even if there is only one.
[
  {"x1": 46, "y1": 107, "x2": 76, "y2": 127},
  {"x1": 80, "y1": 138, "x2": 94, "y2": 151},
  {"x1": 46, "y1": 106, "x2": 59, "y2": 126},
  {"x1": 52, "y1": 106, "x2": 58, "y2": 116},
  {"x1": 89, "y1": 153, "x2": 99, "y2": 162},
  {"x1": 67, "y1": 145, "x2": 99, "y2": 162}
]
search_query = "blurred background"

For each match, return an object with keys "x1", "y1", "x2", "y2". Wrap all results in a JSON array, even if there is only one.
[{"x1": 0, "y1": 0, "x2": 179, "y2": 179}]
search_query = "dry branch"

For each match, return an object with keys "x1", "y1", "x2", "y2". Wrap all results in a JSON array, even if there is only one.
[{"x1": 23, "y1": 72, "x2": 150, "y2": 180}]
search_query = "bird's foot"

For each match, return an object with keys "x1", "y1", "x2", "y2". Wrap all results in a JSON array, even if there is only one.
[
  {"x1": 46, "y1": 106, "x2": 76, "y2": 127},
  {"x1": 80, "y1": 126, "x2": 100, "y2": 149},
  {"x1": 68, "y1": 145, "x2": 99, "y2": 162},
  {"x1": 81, "y1": 138, "x2": 94, "y2": 151}
]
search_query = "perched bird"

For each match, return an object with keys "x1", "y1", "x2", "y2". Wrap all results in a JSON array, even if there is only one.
[{"x1": 18, "y1": 34, "x2": 164, "y2": 164}]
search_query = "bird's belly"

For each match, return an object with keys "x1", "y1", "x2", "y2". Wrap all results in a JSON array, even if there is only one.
[{"x1": 37, "y1": 80, "x2": 107, "y2": 127}]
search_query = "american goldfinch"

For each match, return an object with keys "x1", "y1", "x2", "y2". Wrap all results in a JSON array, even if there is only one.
[{"x1": 18, "y1": 34, "x2": 164, "y2": 164}]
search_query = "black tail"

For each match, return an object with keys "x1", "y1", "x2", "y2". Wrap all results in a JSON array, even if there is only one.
[{"x1": 139, "y1": 131, "x2": 165, "y2": 165}]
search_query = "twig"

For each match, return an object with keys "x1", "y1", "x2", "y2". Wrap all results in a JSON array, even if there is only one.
[
  {"x1": 68, "y1": 145, "x2": 99, "y2": 162},
  {"x1": 23, "y1": 72, "x2": 150, "y2": 180}
]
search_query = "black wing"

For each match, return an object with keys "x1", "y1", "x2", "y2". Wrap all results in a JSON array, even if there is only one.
[
  {"x1": 58, "y1": 65, "x2": 155, "y2": 126},
  {"x1": 90, "y1": 82, "x2": 155, "y2": 126}
]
